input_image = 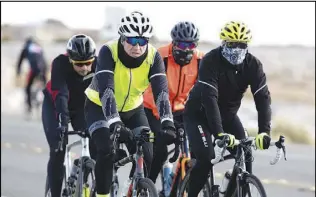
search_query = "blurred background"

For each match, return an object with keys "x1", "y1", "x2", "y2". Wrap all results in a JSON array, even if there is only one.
[{"x1": 1, "y1": 2, "x2": 315, "y2": 197}]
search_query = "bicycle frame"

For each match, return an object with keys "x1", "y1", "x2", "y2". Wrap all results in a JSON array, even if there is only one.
[
  {"x1": 209, "y1": 136, "x2": 286, "y2": 197},
  {"x1": 111, "y1": 126, "x2": 152, "y2": 197},
  {"x1": 160, "y1": 128, "x2": 193, "y2": 196},
  {"x1": 63, "y1": 133, "x2": 91, "y2": 189},
  {"x1": 222, "y1": 143, "x2": 249, "y2": 197},
  {"x1": 125, "y1": 141, "x2": 147, "y2": 197}
]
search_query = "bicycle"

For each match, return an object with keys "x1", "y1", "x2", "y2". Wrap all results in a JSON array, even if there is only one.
[
  {"x1": 92, "y1": 125, "x2": 159, "y2": 197},
  {"x1": 44, "y1": 129, "x2": 96, "y2": 197},
  {"x1": 177, "y1": 135, "x2": 287, "y2": 197},
  {"x1": 159, "y1": 128, "x2": 210, "y2": 197}
]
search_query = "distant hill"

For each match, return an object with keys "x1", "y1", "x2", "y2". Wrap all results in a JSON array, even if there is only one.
[{"x1": 1, "y1": 19, "x2": 100, "y2": 43}]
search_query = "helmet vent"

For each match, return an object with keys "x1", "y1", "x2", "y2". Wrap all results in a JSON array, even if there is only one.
[
  {"x1": 225, "y1": 27, "x2": 232, "y2": 33},
  {"x1": 133, "y1": 17, "x2": 138, "y2": 23},
  {"x1": 233, "y1": 26, "x2": 238, "y2": 32}
]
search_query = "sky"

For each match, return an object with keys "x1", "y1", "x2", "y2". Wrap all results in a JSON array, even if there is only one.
[{"x1": 1, "y1": 2, "x2": 315, "y2": 46}]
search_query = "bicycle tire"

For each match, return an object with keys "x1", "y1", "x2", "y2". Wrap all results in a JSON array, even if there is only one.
[
  {"x1": 74, "y1": 157, "x2": 97, "y2": 197},
  {"x1": 85, "y1": 168, "x2": 96, "y2": 197},
  {"x1": 110, "y1": 174, "x2": 119, "y2": 197},
  {"x1": 135, "y1": 178, "x2": 159, "y2": 197},
  {"x1": 169, "y1": 171, "x2": 181, "y2": 197},
  {"x1": 230, "y1": 173, "x2": 267, "y2": 197},
  {"x1": 177, "y1": 169, "x2": 212, "y2": 197}
]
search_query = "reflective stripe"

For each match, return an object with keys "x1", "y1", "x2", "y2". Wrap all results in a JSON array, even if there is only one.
[
  {"x1": 96, "y1": 70, "x2": 114, "y2": 75},
  {"x1": 107, "y1": 117, "x2": 121, "y2": 127},
  {"x1": 161, "y1": 117, "x2": 174, "y2": 123},
  {"x1": 88, "y1": 120, "x2": 108, "y2": 134},
  {"x1": 198, "y1": 80, "x2": 218, "y2": 92},
  {"x1": 150, "y1": 73, "x2": 166, "y2": 79},
  {"x1": 88, "y1": 117, "x2": 122, "y2": 135},
  {"x1": 83, "y1": 73, "x2": 94, "y2": 81},
  {"x1": 254, "y1": 84, "x2": 267, "y2": 96}
]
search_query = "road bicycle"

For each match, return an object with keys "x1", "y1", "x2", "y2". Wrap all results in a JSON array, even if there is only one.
[
  {"x1": 44, "y1": 130, "x2": 96, "y2": 197},
  {"x1": 159, "y1": 127, "x2": 210, "y2": 197},
  {"x1": 93, "y1": 125, "x2": 159, "y2": 197},
  {"x1": 178, "y1": 135, "x2": 287, "y2": 197}
]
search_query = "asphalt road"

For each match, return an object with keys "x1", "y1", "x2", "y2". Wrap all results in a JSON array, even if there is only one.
[{"x1": 1, "y1": 113, "x2": 315, "y2": 197}]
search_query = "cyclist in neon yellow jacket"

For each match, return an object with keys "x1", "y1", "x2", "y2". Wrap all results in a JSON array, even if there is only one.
[{"x1": 84, "y1": 11, "x2": 175, "y2": 197}]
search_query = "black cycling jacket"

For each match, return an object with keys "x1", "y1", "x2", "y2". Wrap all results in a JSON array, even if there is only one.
[
  {"x1": 44, "y1": 54, "x2": 96, "y2": 119},
  {"x1": 187, "y1": 46, "x2": 272, "y2": 135}
]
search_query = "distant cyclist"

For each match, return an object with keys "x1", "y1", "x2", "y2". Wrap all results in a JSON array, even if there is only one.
[
  {"x1": 84, "y1": 11, "x2": 175, "y2": 197},
  {"x1": 183, "y1": 21, "x2": 272, "y2": 197},
  {"x1": 143, "y1": 21, "x2": 204, "y2": 189},
  {"x1": 42, "y1": 34, "x2": 97, "y2": 197},
  {"x1": 16, "y1": 36, "x2": 48, "y2": 114}
]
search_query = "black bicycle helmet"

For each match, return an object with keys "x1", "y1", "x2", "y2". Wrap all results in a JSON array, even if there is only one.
[
  {"x1": 66, "y1": 34, "x2": 96, "y2": 61},
  {"x1": 171, "y1": 21, "x2": 200, "y2": 42}
]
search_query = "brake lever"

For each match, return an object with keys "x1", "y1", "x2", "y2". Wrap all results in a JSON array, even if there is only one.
[
  {"x1": 281, "y1": 145, "x2": 287, "y2": 161},
  {"x1": 276, "y1": 135, "x2": 287, "y2": 161},
  {"x1": 55, "y1": 132, "x2": 65, "y2": 152}
]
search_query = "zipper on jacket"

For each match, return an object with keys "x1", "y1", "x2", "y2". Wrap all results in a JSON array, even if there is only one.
[
  {"x1": 172, "y1": 67, "x2": 183, "y2": 109},
  {"x1": 181, "y1": 75, "x2": 186, "y2": 93},
  {"x1": 120, "y1": 69, "x2": 132, "y2": 112}
]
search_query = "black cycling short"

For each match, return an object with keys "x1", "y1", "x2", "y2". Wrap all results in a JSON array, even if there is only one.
[
  {"x1": 183, "y1": 100, "x2": 251, "y2": 197},
  {"x1": 184, "y1": 100, "x2": 248, "y2": 163},
  {"x1": 84, "y1": 99, "x2": 153, "y2": 194}
]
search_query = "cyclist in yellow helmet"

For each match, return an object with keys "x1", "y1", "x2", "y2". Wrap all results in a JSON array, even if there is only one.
[
  {"x1": 84, "y1": 11, "x2": 175, "y2": 197},
  {"x1": 183, "y1": 21, "x2": 272, "y2": 197}
]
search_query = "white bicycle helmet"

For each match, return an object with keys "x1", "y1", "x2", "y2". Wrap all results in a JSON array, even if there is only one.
[{"x1": 118, "y1": 11, "x2": 153, "y2": 38}]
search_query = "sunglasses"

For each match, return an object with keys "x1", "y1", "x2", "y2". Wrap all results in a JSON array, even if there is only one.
[
  {"x1": 174, "y1": 41, "x2": 197, "y2": 50},
  {"x1": 70, "y1": 58, "x2": 94, "y2": 67},
  {"x1": 225, "y1": 42, "x2": 248, "y2": 49},
  {"x1": 125, "y1": 37, "x2": 149, "y2": 46}
]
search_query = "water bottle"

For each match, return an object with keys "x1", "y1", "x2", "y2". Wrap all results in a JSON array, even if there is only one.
[
  {"x1": 122, "y1": 177, "x2": 132, "y2": 197},
  {"x1": 219, "y1": 169, "x2": 232, "y2": 196},
  {"x1": 163, "y1": 161, "x2": 173, "y2": 196}
]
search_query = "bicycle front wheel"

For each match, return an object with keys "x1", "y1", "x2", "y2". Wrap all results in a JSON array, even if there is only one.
[
  {"x1": 177, "y1": 169, "x2": 211, "y2": 197},
  {"x1": 75, "y1": 157, "x2": 96, "y2": 197},
  {"x1": 110, "y1": 173, "x2": 119, "y2": 197},
  {"x1": 231, "y1": 173, "x2": 267, "y2": 197},
  {"x1": 135, "y1": 178, "x2": 158, "y2": 197}
]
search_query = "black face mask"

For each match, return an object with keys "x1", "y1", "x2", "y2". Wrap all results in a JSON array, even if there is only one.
[{"x1": 172, "y1": 47, "x2": 194, "y2": 66}]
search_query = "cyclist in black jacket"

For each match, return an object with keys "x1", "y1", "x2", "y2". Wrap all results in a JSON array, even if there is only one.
[
  {"x1": 183, "y1": 21, "x2": 272, "y2": 197},
  {"x1": 42, "y1": 34, "x2": 97, "y2": 197}
]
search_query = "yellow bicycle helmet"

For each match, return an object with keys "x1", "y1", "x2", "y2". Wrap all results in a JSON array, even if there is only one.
[{"x1": 220, "y1": 21, "x2": 252, "y2": 43}]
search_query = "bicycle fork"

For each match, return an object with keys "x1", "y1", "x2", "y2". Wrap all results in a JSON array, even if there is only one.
[
  {"x1": 223, "y1": 166, "x2": 248, "y2": 197},
  {"x1": 127, "y1": 149, "x2": 146, "y2": 197},
  {"x1": 63, "y1": 137, "x2": 92, "y2": 197}
]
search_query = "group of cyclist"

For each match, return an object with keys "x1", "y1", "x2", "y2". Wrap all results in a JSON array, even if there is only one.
[{"x1": 18, "y1": 10, "x2": 273, "y2": 197}]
